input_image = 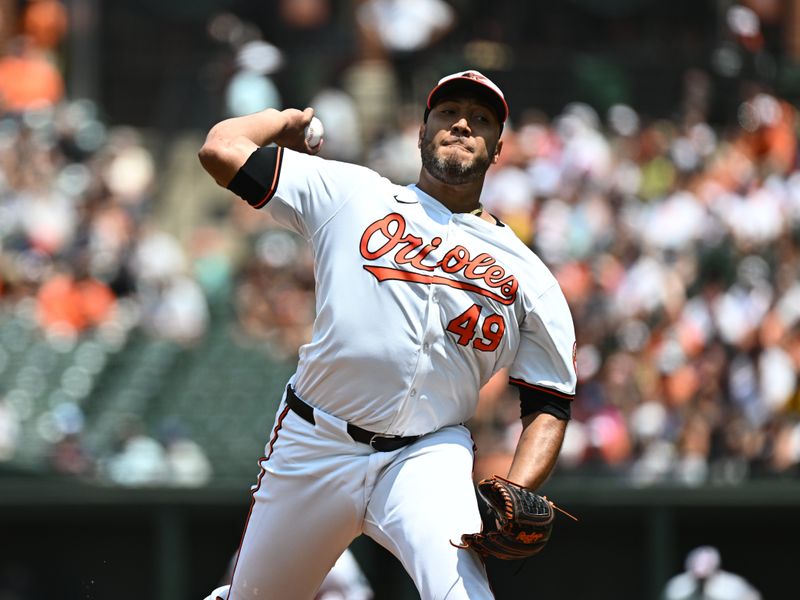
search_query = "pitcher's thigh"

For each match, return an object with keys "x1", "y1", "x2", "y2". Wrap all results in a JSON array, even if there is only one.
[
  {"x1": 229, "y1": 467, "x2": 361, "y2": 600},
  {"x1": 364, "y1": 428, "x2": 493, "y2": 600},
  {"x1": 228, "y1": 408, "x2": 365, "y2": 600}
]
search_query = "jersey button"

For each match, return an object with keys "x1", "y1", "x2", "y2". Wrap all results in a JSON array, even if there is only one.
[{"x1": 410, "y1": 389, "x2": 417, "y2": 397}]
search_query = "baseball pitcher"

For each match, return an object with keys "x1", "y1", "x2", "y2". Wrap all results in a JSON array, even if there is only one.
[{"x1": 198, "y1": 69, "x2": 577, "y2": 599}]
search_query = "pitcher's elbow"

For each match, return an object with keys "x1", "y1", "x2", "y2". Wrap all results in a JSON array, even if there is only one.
[{"x1": 198, "y1": 140, "x2": 230, "y2": 186}]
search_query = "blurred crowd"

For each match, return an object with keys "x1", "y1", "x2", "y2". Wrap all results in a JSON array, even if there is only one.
[
  {"x1": 0, "y1": 0, "x2": 213, "y2": 485},
  {"x1": 470, "y1": 85, "x2": 800, "y2": 486},
  {"x1": 0, "y1": 0, "x2": 799, "y2": 487}
]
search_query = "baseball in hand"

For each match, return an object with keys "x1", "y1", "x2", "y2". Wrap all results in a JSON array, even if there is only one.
[{"x1": 304, "y1": 116, "x2": 324, "y2": 149}]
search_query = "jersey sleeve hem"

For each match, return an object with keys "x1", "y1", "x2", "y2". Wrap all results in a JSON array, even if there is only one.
[
  {"x1": 226, "y1": 145, "x2": 284, "y2": 209},
  {"x1": 508, "y1": 377, "x2": 575, "y2": 400},
  {"x1": 510, "y1": 378, "x2": 574, "y2": 420},
  {"x1": 252, "y1": 146, "x2": 284, "y2": 209}
]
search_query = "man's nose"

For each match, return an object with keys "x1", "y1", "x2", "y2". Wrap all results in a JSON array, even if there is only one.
[{"x1": 451, "y1": 117, "x2": 471, "y2": 134}]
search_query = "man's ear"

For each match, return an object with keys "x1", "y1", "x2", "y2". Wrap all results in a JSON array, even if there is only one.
[
  {"x1": 491, "y1": 139, "x2": 504, "y2": 164},
  {"x1": 418, "y1": 124, "x2": 426, "y2": 149}
]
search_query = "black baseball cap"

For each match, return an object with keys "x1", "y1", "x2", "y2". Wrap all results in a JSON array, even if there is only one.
[{"x1": 425, "y1": 70, "x2": 509, "y2": 124}]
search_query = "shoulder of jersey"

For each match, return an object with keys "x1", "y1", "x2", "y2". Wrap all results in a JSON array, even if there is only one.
[
  {"x1": 290, "y1": 152, "x2": 418, "y2": 210},
  {"x1": 285, "y1": 148, "x2": 384, "y2": 179},
  {"x1": 499, "y1": 231, "x2": 559, "y2": 294}
]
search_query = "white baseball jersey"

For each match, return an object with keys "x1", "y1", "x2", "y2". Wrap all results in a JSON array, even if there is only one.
[{"x1": 258, "y1": 147, "x2": 577, "y2": 435}]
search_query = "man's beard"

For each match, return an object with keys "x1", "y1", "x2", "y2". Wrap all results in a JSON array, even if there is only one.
[{"x1": 420, "y1": 134, "x2": 493, "y2": 185}]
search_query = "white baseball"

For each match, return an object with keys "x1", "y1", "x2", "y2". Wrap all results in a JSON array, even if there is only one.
[{"x1": 304, "y1": 116, "x2": 324, "y2": 148}]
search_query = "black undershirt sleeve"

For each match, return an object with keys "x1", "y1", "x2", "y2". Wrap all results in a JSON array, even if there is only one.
[
  {"x1": 511, "y1": 382, "x2": 572, "y2": 421},
  {"x1": 226, "y1": 145, "x2": 283, "y2": 209}
]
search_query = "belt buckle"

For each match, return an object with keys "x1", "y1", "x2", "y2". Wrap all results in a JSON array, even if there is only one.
[{"x1": 369, "y1": 433, "x2": 402, "y2": 451}]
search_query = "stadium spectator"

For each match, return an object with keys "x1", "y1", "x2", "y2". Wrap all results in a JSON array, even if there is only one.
[
  {"x1": 0, "y1": 35, "x2": 63, "y2": 112},
  {"x1": 21, "y1": 0, "x2": 68, "y2": 52},
  {"x1": 0, "y1": 391, "x2": 20, "y2": 462},
  {"x1": 36, "y1": 264, "x2": 116, "y2": 335},
  {"x1": 103, "y1": 417, "x2": 170, "y2": 486},
  {"x1": 662, "y1": 545, "x2": 762, "y2": 600}
]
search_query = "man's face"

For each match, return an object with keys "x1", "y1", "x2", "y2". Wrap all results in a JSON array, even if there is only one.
[{"x1": 419, "y1": 96, "x2": 503, "y2": 185}]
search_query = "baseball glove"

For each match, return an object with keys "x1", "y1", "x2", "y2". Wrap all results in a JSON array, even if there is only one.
[{"x1": 457, "y1": 475, "x2": 559, "y2": 560}]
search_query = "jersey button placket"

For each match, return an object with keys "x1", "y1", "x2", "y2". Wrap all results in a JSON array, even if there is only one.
[{"x1": 396, "y1": 218, "x2": 446, "y2": 428}]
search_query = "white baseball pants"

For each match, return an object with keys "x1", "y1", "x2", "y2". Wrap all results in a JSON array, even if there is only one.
[{"x1": 226, "y1": 393, "x2": 494, "y2": 600}]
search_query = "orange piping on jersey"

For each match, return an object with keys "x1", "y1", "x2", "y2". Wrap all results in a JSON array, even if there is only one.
[
  {"x1": 252, "y1": 146, "x2": 284, "y2": 209},
  {"x1": 363, "y1": 265, "x2": 515, "y2": 305},
  {"x1": 228, "y1": 404, "x2": 291, "y2": 593},
  {"x1": 508, "y1": 377, "x2": 575, "y2": 400}
]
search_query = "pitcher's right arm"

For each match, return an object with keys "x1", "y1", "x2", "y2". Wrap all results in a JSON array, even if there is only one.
[{"x1": 198, "y1": 107, "x2": 318, "y2": 187}]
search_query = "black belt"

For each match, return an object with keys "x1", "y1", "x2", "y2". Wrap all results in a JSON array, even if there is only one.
[{"x1": 285, "y1": 385, "x2": 420, "y2": 452}]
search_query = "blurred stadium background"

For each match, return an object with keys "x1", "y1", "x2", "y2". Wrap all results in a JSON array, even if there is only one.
[{"x1": 1, "y1": 0, "x2": 799, "y2": 598}]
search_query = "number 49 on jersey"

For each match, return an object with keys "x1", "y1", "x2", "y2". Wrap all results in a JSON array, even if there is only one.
[{"x1": 446, "y1": 304, "x2": 506, "y2": 352}]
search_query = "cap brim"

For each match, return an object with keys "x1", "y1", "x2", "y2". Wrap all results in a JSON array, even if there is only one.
[{"x1": 426, "y1": 77, "x2": 509, "y2": 123}]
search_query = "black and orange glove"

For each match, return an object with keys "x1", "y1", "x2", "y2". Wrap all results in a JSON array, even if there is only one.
[{"x1": 457, "y1": 475, "x2": 561, "y2": 560}]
